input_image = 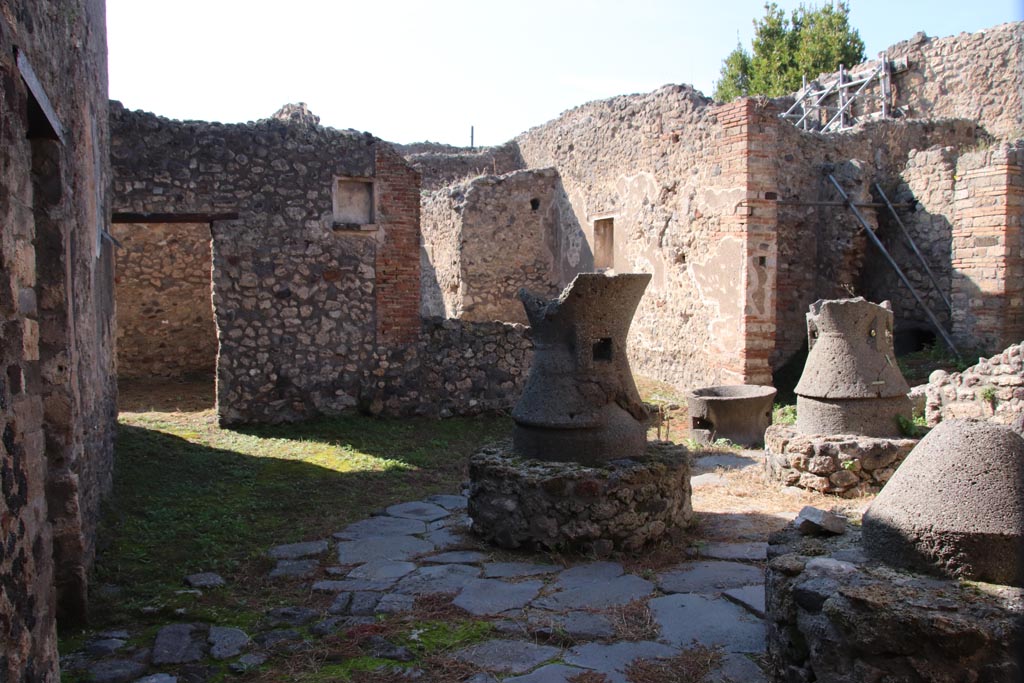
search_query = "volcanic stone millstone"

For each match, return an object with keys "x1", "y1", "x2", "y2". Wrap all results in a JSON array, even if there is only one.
[
  {"x1": 795, "y1": 297, "x2": 912, "y2": 438},
  {"x1": 862, "y1": 419, "x2": 1024, "y2": 586},
  {"x1": 511, "y1": 273, "x2": 652, "y2": 464}
]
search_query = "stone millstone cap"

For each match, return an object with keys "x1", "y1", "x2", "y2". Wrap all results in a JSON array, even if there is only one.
[
  {"x1": 795, "y1": 297, "x2": 910, "y2": 399},
  {"x1": 862, "y1": 420, "x2": 1024, "y2": 586}
]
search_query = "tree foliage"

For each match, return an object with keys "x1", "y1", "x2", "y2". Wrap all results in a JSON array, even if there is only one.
[{"x1": 713, "y1": 2, "x2": 865, "y2": 101}]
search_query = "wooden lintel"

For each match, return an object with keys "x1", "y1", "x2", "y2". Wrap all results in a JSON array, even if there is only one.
[{"x1": 111, "y1": 212, "x2": 240, "y2": 224}]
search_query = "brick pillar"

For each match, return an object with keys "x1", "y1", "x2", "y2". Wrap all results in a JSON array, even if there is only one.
[
  {"x1": 712, "y1": 99, "x2": 778, "y2": 385},
  {"x1": 374, "y1": 145, "x2": 422, "y2": 345},
  {"x1": 950, "y1": 145, "x2": 1024, "y2": 353}
]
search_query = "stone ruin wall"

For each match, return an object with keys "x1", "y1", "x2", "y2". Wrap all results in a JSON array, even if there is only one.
[
  {"x1": 770, "y1": 118, "x2": 980, "y2": 367},
  {"x1": 885, "y1": 22, "x2": 1023, "y2": 142},
  {"x1": 515, "y1": 87, "x2": 777, "y2": 390},
  {"x1": 112, "y1": 222, "x2": 217, "y2": 378},
  {"x1": 111, "y1": 106, "x2": 532, "y2": 423},
  {"x1": 796, "y1": 22, "x2": 1023, "y2": 144},
  {"x1": 421, "y1": 168, "x2": 585, "y2": 324},
  {"x1": 394, "y1": 140, "x2": 525, "y2": 192},
  {"x1": 926, "y1": 339, "x2": 1024, "y2": 427},
  {"x1": 1, "y1": 1, "x2": 118, "y2": 678}
]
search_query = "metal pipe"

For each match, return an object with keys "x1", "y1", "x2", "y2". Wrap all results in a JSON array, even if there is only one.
[
  {"x1": 874, "y1": 182, "x2": 953, "y2": 314},
  {"x1": 827, "y1": 175, "x2": 960, "y2": 357},
  {"x1": 775, "y1": 200, "x2": 915, "y2": 209}
]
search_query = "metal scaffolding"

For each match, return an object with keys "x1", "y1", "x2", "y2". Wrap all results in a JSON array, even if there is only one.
[{"x1": 782, "y1": 56, "x2": 906, "y2": 133}]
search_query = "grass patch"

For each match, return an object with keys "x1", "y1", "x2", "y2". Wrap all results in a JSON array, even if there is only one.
[{"x1": 90, "y1": 399, "x2": 508, "y2": 628}]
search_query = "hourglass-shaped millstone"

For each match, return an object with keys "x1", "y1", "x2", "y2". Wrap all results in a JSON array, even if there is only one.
[
  {"x1": 512, "y1": 273, "x2": 652, "y2": 464},
  {"x1": 795, "y1": 297, "x2": 912, "y2": 438}
]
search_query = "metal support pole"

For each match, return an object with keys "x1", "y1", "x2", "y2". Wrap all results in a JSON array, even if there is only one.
[
  {"x1": 827, "y1": 175, "x2": 960, "y2": 357},
  {"x1": 874, "y1": 183, "x2": 953, "y2": 314}
]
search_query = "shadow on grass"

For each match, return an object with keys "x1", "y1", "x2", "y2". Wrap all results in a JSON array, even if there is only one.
[{"x1": 93, "y1": 416, "x2": 508, "y2": 622}]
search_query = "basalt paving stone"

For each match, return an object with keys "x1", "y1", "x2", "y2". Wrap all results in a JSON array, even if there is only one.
[
  {"x1": 713, "y1": 653, "x2": 768, "y2": 682},
  {"x1": 422, "y1": 550, "x2": 488, "y2": 564},
  {"x1": 423, "y1": 527, "x2": 468, "y2": 550},
  {"x1": 649, "y1": 593, "x2": 765, "y2": 653},
  {"x1": 452, "y1": 639, "x2": 561, "y2": 674},
  {"x1": 349, "y1": 591, "x2": 382, "y2": 616},
  {"x1": 336, "y1": 535, "x2": 435, "y2": 563},
  {"x1": 312, "y1": 579, "x2": 395, "y2": 593},
  {"x1": 327, "y1": 592, "x2": 352, "y2": 615},
  {"x1": 267, "y1": 606, "x2": 318, "y2": 627},
  {"x1": 333, "y1": 516, "x2": 427, "y2": 539},
  {"x1": 723, "y1": 584, "x2": 766, "y2": 618},
  {"x1": 563, "y1": 641, "x2": 678, "y2": 683},
  {"x1": 392, "y1": 563, "x2": 481, "y2": 595},
  {"x1": 554, "y1": 562, "x2": 624, "y2": 588},
  {"x1": 693, "y1": 453, "x2": 760, "y2": 471},
  {"x1": 183, "y1": 572, "x2": 225, "y2": 589},
  {"x1": 425, "y1": 494, "x2": 469, "y2": 511},
  {"x1": 527, "y1": 611, "x2": 617, "y2": 640},
  {"x1": 699, "y1": 542, "x2": 769, "y2": 561},
  {"x1": 267, "y1": 540, "x2": 329, "y2": 560},
  {"x1": 657, "y1": 561, "x2": 764, "y2": 594},
  {"x1": 386, "y1": 501, "x2": 451, "y2": 523},
  {"x1": 87, "y1": 659, "x2": 148, "y2": 683},
  {"x1": 152, "y1": 624, "x2": 205, "y2": 665},
  {"x1": 208, "y1": 626, "x2": 249, "y2": 660},
  {"x1": 269, "y1": 559, "x2": 318, "y2": 579},
  {"x1": 376, "y1": 593, "x2": 416, "y2": 614},
  {"x1": 532, "y1": 574, "x2": 653, "y2": 611},
  {"x1": 691, "y1": 473, "x2": 730, "y2": 488},
  {"x1": 346, "y1": 559, "x2": 418, "y2": 583},
  {"x1": 504, "y1": 663, "x2": 588, "y2": 683},
  {"x1": 454, "y1": 579, "x2": 544, "y2": 615},
  {"x1": 482, "y1": 561, "x2": 561, "y2": 579}
]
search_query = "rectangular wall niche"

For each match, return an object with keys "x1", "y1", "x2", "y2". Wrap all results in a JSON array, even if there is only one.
[
  {"x1": 333, "y1": 178, "x2": 374, "y2": 229},
  {"x1": 594, "y1": 218, "x2": 614, "y2": 271}
]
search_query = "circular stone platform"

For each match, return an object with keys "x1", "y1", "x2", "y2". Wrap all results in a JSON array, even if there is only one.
[
  {"x1": 764, "y1": 424, "x2": 917, "y2": 497},
  {"x1": 468, "y1": 441, "x2": 692, "y2": 554}
]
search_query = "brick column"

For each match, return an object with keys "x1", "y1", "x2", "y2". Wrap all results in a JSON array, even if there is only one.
[
  {"x1": 374, "y1": 145, "x2": 422, "y2": 345},
  {"x1": 950, "y1": 145, "x2": 1024, "y2": 353},
  {"x1": 712, "y1": 99, "x2": 778, "y2": 385}
]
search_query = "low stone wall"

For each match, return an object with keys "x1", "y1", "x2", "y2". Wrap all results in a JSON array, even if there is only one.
[
  {"x1": 764, "y1": 425, "x2": 917, "y2": 497},
  {"x1": 926, "y1": 340, "x2": 1024, "y2": 426},
  {"x1": 468, "y1": 440, "x2": 692, "y2": 554},
  {"x1": 765, "y1": 526, "x2": 1024, "y2": 683},
  {"x1": 371, "y1": 318, "x2": 533, "y2": 418}
]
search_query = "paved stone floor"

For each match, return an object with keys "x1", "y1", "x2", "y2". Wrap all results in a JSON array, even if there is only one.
[{"x1": 64, "y1": 452, "x2": 774, "y2": 682}]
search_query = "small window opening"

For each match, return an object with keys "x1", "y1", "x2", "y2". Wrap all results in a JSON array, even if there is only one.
[
  {"x1": 530, "y1": 198, "x2": 540, "y2": 211},
  {"x1": 594, "y1": 218, "x2": 614, "y2": 271},
  {"x1": 592, "y1": 337, "x2": 613, "y2": 361},
  {"x1": 757, "y1": 255, "x2": 767, "y2": 267}
]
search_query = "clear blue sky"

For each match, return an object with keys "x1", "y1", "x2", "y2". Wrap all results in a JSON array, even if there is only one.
[{"x1": 106, "y1": 1, "x2": 1022, "y2": 146}]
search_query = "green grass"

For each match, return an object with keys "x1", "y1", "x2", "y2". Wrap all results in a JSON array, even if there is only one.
[{"x1": 87, "y1": 408, "x2": 508, "y2": 628}]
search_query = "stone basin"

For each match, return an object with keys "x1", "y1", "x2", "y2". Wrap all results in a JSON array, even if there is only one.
[{"x1": 686, "y1": 385, "x2": 777, "y2": 447}]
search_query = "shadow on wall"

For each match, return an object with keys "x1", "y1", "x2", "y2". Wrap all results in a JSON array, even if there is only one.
[
  {"x1": 548, "y1": 176, "x2": 593, "y2": 287},
  {"x1": 858, "y1": 189, "x2": 953, "y2": 343},
  {"x1": 420, "y1": 248, "x2": 446, "y2": 318}
]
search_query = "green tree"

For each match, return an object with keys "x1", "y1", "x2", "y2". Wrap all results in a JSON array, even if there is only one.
[
  {"x1": 713, "y1": 2, "x2": 865, "y2": 101},
  {"x1": 713, "y1": 42, "x2": 753, "y2": 101}
]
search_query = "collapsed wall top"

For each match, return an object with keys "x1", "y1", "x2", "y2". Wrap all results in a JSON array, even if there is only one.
[
  {"x1": 512, "y1": 273, "x2": 651, "y2": 464},
  {"x1": 795, "y1": 297, "x2": 912, "y2": 437}
]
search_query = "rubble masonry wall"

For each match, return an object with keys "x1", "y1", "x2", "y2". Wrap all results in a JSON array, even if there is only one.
[
  {"x1": 112, "y1": 222, "x2": 216, "y2": 378},
  {"x1": 1, "y1": 0, "x2": 118, "y2": 678}
]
